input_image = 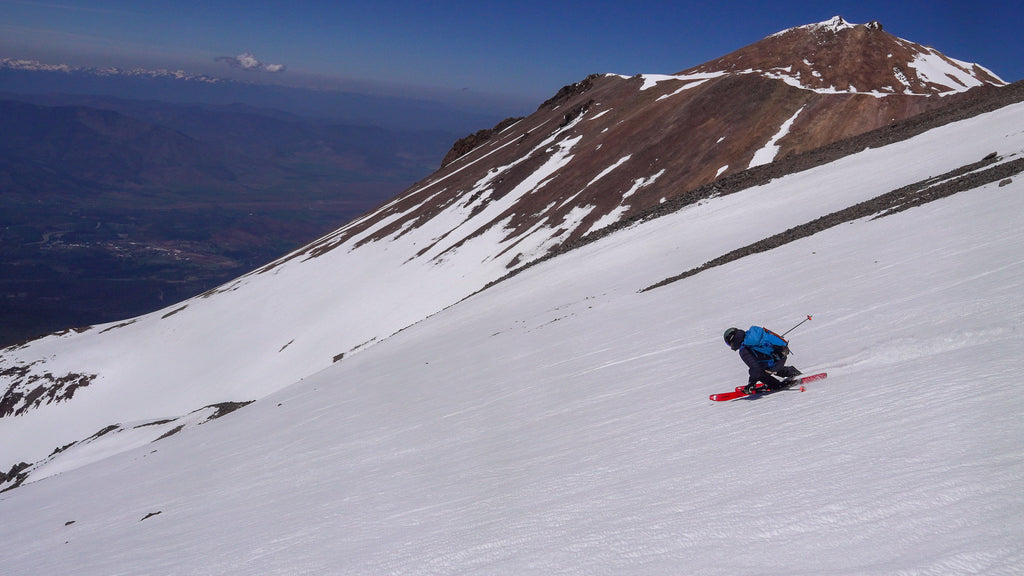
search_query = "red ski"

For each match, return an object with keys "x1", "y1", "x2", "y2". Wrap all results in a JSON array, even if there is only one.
[{"x1": 709, "y1": 372, "x2": 827, "y2": 402}]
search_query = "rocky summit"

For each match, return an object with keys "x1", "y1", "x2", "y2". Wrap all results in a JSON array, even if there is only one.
[{"x1": 325, "y1": 16, "x2": 1006, "y2": 272}]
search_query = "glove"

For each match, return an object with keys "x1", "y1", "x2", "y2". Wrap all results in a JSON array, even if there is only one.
[{"x1": 771, "y1": 345, "x2": 790, "y2": 362}]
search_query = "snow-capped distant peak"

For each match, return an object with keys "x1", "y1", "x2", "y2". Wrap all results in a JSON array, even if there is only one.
[
  {"x1": 771, "y1": 15, "x2": 856, "y2": 37},
  {"x1": 0, "y1": 57, "x2": 224, "y2": 84},
  {"x1": 817, "y1": 14, "x2": 855, "y2": 32}
]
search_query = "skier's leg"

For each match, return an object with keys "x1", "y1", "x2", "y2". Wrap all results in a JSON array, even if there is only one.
[
  {"x1": 777, "y1": 365, "x2": 801, "y2": 378},
  {"x1": 747, "y1": 364, "x2": 783, "y2": 392}
]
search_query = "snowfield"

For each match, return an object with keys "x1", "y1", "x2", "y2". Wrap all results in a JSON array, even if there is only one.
[{"x1": 1, "y1": 100, "x2": 1023, "y2": 574}]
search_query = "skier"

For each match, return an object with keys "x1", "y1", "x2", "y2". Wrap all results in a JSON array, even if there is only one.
[{"x1": 723, "y1": 326, "x2": 802, "y2": 394}]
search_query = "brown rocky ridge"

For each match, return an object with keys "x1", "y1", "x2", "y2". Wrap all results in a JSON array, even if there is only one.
[{"x1": 289, "y1": 16, "x2": 1007, "y2": 273}]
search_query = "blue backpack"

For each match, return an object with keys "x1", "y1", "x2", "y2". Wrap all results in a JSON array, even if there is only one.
[{"x1": 741, "y1": 326, "x2": 789, "y2": 365}]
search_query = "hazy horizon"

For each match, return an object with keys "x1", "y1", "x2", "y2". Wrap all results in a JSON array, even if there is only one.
[{"x1": 2, "y1": 0, "x2": 1019, "y2": 111}]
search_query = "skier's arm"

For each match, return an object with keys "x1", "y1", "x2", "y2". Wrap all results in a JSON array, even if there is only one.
[{"x1": 738, "y1": 347, "x2": 762, "y2": 372}]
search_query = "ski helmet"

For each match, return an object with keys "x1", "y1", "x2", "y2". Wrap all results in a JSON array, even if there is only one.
[{"x1": 724, "y1": 327, "x2": 744, "y2": 350}]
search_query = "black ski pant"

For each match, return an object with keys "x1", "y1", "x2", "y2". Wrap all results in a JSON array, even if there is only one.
[{"x1": 740, "y1": 348, "x2": 799, "y2": 390}]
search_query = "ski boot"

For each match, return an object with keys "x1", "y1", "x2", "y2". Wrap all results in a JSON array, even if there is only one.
[{"x1": 743, "y1": 382, "x2": 766, "y2": 395}]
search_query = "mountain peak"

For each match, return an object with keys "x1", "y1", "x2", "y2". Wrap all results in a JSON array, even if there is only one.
[
  {"x1": 773, "y1": 15, "x2": 857, "y2": 36},
  {"x1": 688, "y1": 16, "x2": 1005, "y2": 96}
]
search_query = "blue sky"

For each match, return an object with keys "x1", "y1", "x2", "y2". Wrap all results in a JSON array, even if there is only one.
[{"x1": 1, "y1": 0, "x2": 1019, "y2": 110}]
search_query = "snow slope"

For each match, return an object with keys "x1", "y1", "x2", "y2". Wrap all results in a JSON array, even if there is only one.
[
  {"x1": 2, "y1": 18, "x2": 1011, "y2": 477},
  {"x1": 1, "y1": 101, "x2": 1022, "y2": 574}
]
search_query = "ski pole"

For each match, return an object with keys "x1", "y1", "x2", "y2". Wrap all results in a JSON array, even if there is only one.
[{"x1": 781, "y1": 315, "x2": 812, "y2": 337}]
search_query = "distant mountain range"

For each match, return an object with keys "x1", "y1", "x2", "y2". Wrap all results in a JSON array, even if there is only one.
[
  {"x1": 0, "y1": 56, "x2": 514, "y2": 132},
  {"x1": 1, "y1": 53, "x2": 523, "y2": 347},
  {"x1": 0, "y1": 90, "x2": 466, "y2": 346},
  {"x1": 0, "y1": 57, "x2": 224, "y2": 83}
]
